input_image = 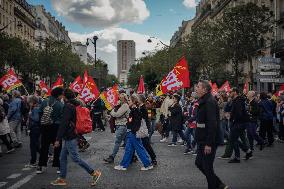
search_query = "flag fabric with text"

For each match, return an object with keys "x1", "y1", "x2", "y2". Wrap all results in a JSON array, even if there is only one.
[
  {"x1": 219, "y1": 81, "x2": 231, "y2": 94},
  {"x1": 70, "y1": 76, "x2": 83, "y2": 93},
  {"x1": 0, "y1": 69, "x2": 23, "y2": 93},
  {"x1": 51, "y1": 75, "x2": 63, "y2": 90},
  {"x1": 79, "y1": 76, "x2": 99, "y2": 103},
  {"x1": 156, "y1": 56, "x2": 190, "y2": 96},
  {"x1": 275, "y1": 84, "x2": 284, "y2": 96},
  {"x1": 211, "y1": 83, "x2": 218, "y2": 96},
  {"x1": 137, "y1": 76, "x2": 145, "y2": 94},
  {"x1": 100, "y1": 84, "x2": 119, "y2": 110}
]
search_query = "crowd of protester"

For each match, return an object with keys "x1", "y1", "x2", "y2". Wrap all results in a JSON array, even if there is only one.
[{"x1": 0, "y1": 82, "x2": 284, "y2": 187}]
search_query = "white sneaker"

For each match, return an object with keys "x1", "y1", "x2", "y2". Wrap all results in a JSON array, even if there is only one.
[
  {"x1": 57, "y1": 169, "x2": 60, "y2": 174},
  {"x1": 141, "y1": 165, "x2": 154, "y2": 171},
  {"x1": 160, "y1": 138, "x2": 168, "y2": 143},
  {"x1": 114, "y1": 165, "x2": 127, "y2": 171},
  {"x1": 178, "y1": 139, "x2": 183, "y2": 143}
]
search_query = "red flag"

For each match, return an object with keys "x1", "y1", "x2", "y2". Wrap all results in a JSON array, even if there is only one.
[
  {"x1": 137, "y1": 76, "x2": 145, "y2": 94},
  {"x1": 83, "y1": 70, "x2": 88, "y2": 85},
  {"x1": 0, "y1": 69, "x2": 23, "y2": 93},
  {"x1": 51, "y1": 75, "x2": 63, "y2": 90},
  {"x1": 69, "y1": 76, "x2": 83, "y2": 93},
  {"x1": 211, "y1": 83, "x2": 218, "y2": 96},
  {"x1": 156, "y1": 56, "x2": 190, "y2": 96},
  {"x1": 219, "y1": 81, "x2": 231, "y2": 93},
  {"x1": 79, "y1": 76, "x2": 99, "y2": 103},
  {"x1": 243, "y1": 81, "x2": 249, "y2": 94},
  {"x1": 100, "y1": 84, "x2": 119, "y2": 110},
  {"x1": 39, "y1": 80, "x2": 50, "y2": 96},
  {"x1": 275, "y1": 84, "x2": 284, "y2": 96},
  {"x1": 209, "y1": 80, "x2": 213, "y2": 88}
]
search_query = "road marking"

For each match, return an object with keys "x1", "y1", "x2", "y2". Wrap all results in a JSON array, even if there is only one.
[
  {"x1": 0, "y1": 182, "x2": 8, "y2": 188},
  {"x1": 7, "y1": 173, "x2": 36, "y2": 189},
  {"x1": 7, "y1": 174, "x2": 21, "y2": 179}
]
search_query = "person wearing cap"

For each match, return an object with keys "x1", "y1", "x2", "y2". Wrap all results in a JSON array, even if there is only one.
[{"x1": 195, "y1": 80, "x2": 228, "y2": 189}]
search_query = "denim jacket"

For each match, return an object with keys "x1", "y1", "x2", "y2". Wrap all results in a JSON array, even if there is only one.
[
  {"x1": 7, "y1": 97, "x2": 22, "y2": 122},
  {"x1": 29, "y1": 107, "x2": 40, "y2": 130}
]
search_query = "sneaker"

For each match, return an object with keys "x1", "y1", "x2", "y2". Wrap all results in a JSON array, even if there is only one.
[
  {"x1": 114, "y1": 165, "x2": 127, "y2": 171},
  {"x1": 191, "y1": 151, "x2": 197, "y2": 156},
  {"x1": 184, "y1": 149, "x2": 192, "y2": 155},
  {"x1": 36, "y1": 166, "x2": 46, "y2": 174},
  {"x1": 218, "y1": 155, "x2": 230, "y2": 160},
  {"x1": 168, "y1": 143, "x2": 177, "y2": 147},
  {"x1": 218, "y1": 183, "x2": 230, "y2": 189},
  {"x1": 6, "y1": 148, "x2": 15, "y2": 154},
  {"x1": 103, "y1": 156, "x2": 114, "y2": 164},
  {"x1": 57, "y1": 168, "x2": 60, "y2": 174},
  {"x1": 25, "y1": 163, "x2": 37, "y2": 168},
  {"x1": 228, "y1": 158, "x2": 240, "y2": 163},
  {"x1": 160, "y1": 138, "x2": 168, "y2": 143},
  {"x1": 140, "y1": 165, "x2": 154, "y2": 171},
  {"x1": 177, "y1": 138, "x2": 183, "y2": 143},
  {"x1": 91, "y1": 170, "x2": 102, "y2": 186},
  {"x1": 244, "y1": 151, "x2": 253, "y2": 160},
  {"x1": 51, "y1": 178, "x2": 67, "y2": 186}
]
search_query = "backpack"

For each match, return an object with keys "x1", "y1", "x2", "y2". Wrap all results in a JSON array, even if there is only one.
[
  {"x1": 75, "y1": 106, "x2": 92, "y2": 134},
  {"x1": 40, "y1": 101, "x2": 55, "y2": 126},
  {"x1": 20, "y1": 100, "x2": 29, "y2": 116}
]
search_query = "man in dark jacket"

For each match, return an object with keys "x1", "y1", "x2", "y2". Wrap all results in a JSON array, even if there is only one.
[
  {"x1": 195, "y1": 80, "x2": 228, "y2": 189},
  {"x1": 51, "y1": 89, "x2": 101, "y2": 186},
  {"x1": 228, "y1": 88, "x2": 252, "y2": 163}
]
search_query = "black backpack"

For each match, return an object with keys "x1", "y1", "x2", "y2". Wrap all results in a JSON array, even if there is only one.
[{"x1": 20, "y1": 99, "x2": 29, "y2": 115}]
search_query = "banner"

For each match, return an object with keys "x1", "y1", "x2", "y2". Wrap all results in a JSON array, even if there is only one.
[
  {"x1": 137, "y1": 75, "x2": 145, "y2": 94},
  {"x1": 0, "y1": 69, "x2": 23, "y2": 93},
  {"x1": 51, "y1": 75, "x2": 63, "y2": 90},
  {"x1": 156, "y1": 56, "x2": 190, "y2": 96},
  {"x1": 275, "y1": 84, "x2": 284, "y2": 96},
  {"x1": 219, "y1": 81, "x2": 231, "y2": 94},
  {"x1": 70, "y1": 76, "x2": 83, "y2": 93},
  {"x1": 211, "y1": 83, "x2": 218, "y2": 96},
  {"x1": 39, "y1": 80, "x2": 50, "y2": 96},
  {"x1": 79, "y1": 76, "x2": 99, "y2": 103},
  {"x1": 100, "y1": 84, "x2": 119, "y2": 110}
]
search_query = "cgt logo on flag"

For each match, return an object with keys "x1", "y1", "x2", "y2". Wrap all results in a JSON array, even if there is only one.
[
  {"x1": 79, "y1": 76, "x2": 99, "y2": 103},
  {"x1": 0, "y1": 69, "x2": 23, "y2": 93},
  {"x1": 100, "y1": 85, "x2": 119, "y2": 110}
]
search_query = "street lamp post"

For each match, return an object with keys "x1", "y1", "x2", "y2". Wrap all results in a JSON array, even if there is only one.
[
  {"x1": 0, "y1": 20, "x2": 23, "y2": 32},
  {"x1": 86, "y1": 36, "x2": 99, "y2": 65}
]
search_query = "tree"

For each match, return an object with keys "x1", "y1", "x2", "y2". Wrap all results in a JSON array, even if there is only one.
[{"x1": 218, "y1": 3, "x2": 272, "y2": 86}]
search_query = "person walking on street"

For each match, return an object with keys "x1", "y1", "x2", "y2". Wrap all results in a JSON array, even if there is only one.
[
  {"x1": 37, "y1": 87, "x2": 64, "y2": 174},
  {"x1": 103, "y1": 93, "x2": 130, "y2": 164},
  {"x1": 195, "y1": 80, "x2": 228, "y2": 189},
  {"x1": 51, "y1": 89, "x2": 101, "y2": 186}
]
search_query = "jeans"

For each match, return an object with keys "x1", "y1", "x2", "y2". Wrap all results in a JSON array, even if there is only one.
[
  {"x1": 195, "y1": 145, "x2": 223, "y2": 189},
  {"x1": 259, "y1": 119, "x2": 274, "y2": 145},
  {"x1": 120, "y1": 132, "x2": 151, "y2": 168},
  {"x1": 246, "y1": 122, "x2": 264, "y2": 150},
  {"x1": 29, "y1": 128, "x2": 41, "y2": 164},
  {"x1": 184, "y1": 127, "x2": 196, "y2": 149},
  {"x1": 220, "y1": 120, "x2": 230, "y2": 144},
  {"x1": 60, "y1": 139, "x2": 94, "y2": 179},
  {"x1": 148, "y1": 119, "x2": 156, "y2": 142},
  {"x1": 111, "y1": 125, "x2": 127, "y2": 158},
  {"x1": 172, "y1": 130, "x2": 186, "y2": 144},
  {"x1": 230, "y1": 123, "x2": 249, "y2": 158},
  {"x1": 9, "y1": 120, "x2": 22, "y2": 143}
]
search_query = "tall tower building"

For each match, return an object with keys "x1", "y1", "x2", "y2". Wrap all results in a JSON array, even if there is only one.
[{"x1": 117, "y1": 40, "x2": 136, "y2": 84}]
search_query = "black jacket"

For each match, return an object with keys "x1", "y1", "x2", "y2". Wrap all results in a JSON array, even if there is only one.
[
  {"x1": 195, "y1": 92, "x2": 220, "y2": 147},
  {"x1": 126, "y1": 106, "x2": 142, "y2": 134},
  {"x1": 231, "y1": 95, "x2": 250, "y2": 124},
  {"x1": 139, "y1": 104, "x2": 150, "y2": 129},
  {"x1": 248, "y1": 98, "x2": 259, "y2": 123},
  {"x1": 168, "y1": 103, "x2": 183, "y2": 132},
  {"x1": 56, "y1": 99, "x2": 80, "y2": 141}
]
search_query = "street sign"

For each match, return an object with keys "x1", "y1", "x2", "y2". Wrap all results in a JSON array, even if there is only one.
[
  {"x1": 259, "y1": 57, "x2": 281, "y2": 64},
  {"x1": 258, "y1": 64, "x2": 281, "y2": 70},
  {"x1": 259, "y1": 78, "x2": 280, "y2": 82},
  {"x1": 260, "y1": 71, "x2": 279, "y2": 76}
]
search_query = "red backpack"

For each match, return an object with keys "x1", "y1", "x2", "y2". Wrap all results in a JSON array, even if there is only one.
[{"x1": 75, "y1": 106, "x2": 92, "y2": 134}]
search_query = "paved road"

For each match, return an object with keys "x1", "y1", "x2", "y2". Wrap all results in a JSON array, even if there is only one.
[{"x1": 0, "y1": 129, "x2": 284, "y2": 189}]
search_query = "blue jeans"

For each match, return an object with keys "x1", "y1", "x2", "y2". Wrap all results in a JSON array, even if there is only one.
[
  {"x1": 60, "y1": 139, "x2": 94, "y2": 179},
  {"x1": 184, "y1": 127, "x2": 196, "y2": 149},
  {"x1": 120, "y1": 132, "x2": 151, "y2": 168},
  {"x1": 111, "y1": 125, "x2": 127, "y2": 158},
  {"x1": 246, "y1": 122, "x2": 264, "y2": 150}
]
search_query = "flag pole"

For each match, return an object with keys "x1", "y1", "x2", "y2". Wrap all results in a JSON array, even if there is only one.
[{"x1": 21, "y1": 85, "x2": 29, "y2": 96}]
